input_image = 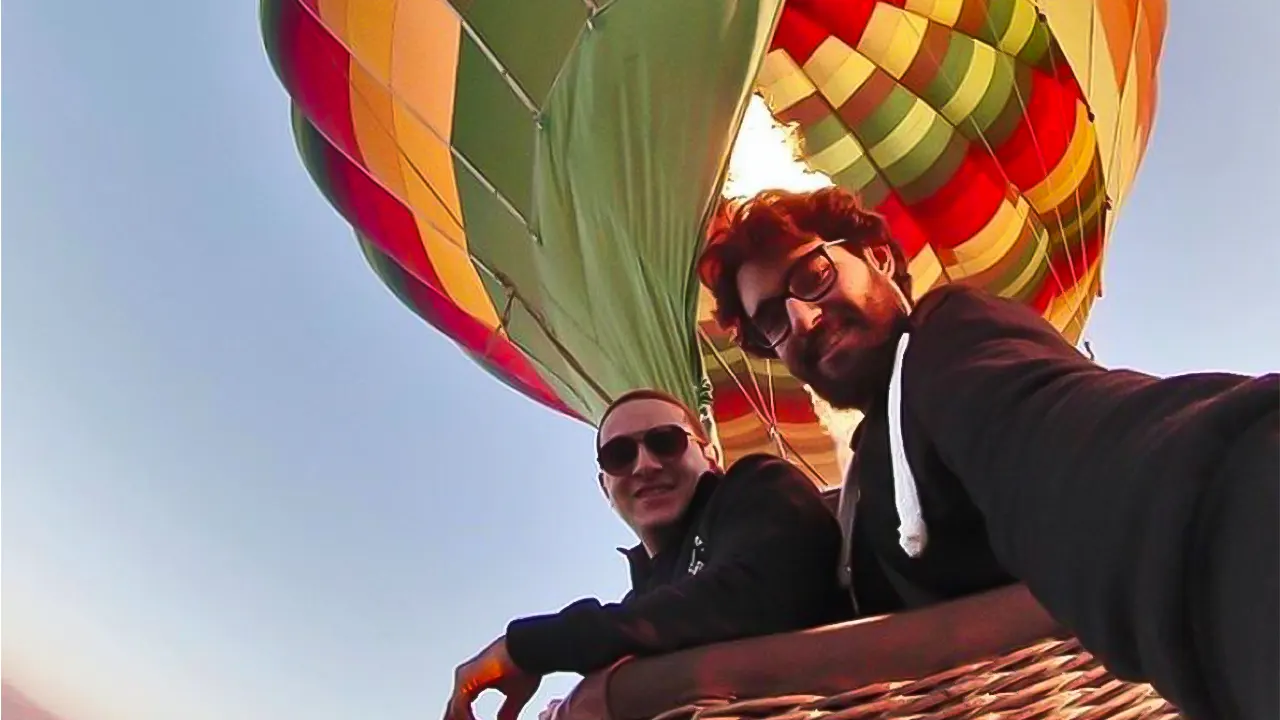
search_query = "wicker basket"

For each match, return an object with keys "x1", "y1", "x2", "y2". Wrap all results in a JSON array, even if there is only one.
[
  {"x1": 647, "y1": 638, "x2": 1180, "y2": 720},
  {"x1": 546, "y1": 588, "x2": 1183, "y2": 720}
]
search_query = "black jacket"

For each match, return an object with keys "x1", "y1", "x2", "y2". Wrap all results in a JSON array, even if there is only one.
[
  {"x1": 505, "y1": 454, "x2": 853, "y2": 675},
  {"x1": 844, "y1": 284, "x2": 1278, "y2": 719}
]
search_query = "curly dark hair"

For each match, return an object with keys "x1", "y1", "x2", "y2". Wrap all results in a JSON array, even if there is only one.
[{"x1": 696, "y1": 186, "x2": 912, "y2": 358}]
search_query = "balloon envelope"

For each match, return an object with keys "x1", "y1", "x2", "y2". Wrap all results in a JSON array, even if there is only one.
[{"x1": 262, "y1": 0, "x2": 1165, "y2": 484}]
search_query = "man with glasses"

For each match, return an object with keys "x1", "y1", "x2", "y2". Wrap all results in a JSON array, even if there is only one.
[
  {"x1": 696, "y1": 186, "x2": 1278, "y2": 720},
  {"x1": 444, "y1": 389, "x2": 860, "y2": 720}
]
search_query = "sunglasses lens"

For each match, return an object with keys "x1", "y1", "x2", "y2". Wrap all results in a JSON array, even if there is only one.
[
  {"x1": 790, "y1": 251, "x2": 836, "y2": 300},
  {"x1": 644, "y1": 425, "x2": 690, "y2": 458},
  {"x1": 598, "y1": 437, "x2": 639, "y2": 474},
  {"x1": 598, "y1": 426, "x2": 692, "y2": 475},
  {"x1": 743, "y1": 324, "x2": 780, "y2": 352}
]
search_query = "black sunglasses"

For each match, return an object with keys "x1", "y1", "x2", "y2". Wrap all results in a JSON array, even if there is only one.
[
  {"x1": 743, "y1": 238, "x2": 852, "y2": 352},
  {"x1": 597, "y1": 424, "x2": 698, "y2": 475}
]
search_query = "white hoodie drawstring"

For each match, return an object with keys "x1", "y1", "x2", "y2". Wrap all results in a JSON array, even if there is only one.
[{"x1": 887, "y1": 331, "x2": 928, "y2": 557}]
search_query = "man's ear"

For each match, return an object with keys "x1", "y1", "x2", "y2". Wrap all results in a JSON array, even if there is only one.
[
  {"x1": 598, "y1": 473, "x2": 611, "y2": 500},
  {"x1": 864, "y1": 244, "x2": 897, "y2": 278},
  {"x1": 701, "y1": 440, "x2": 724, "y2": 473}
]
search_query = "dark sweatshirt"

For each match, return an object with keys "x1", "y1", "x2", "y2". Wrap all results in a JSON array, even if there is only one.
[
  {"x1": 845, "y1": 284, "x2": 1278, "y2": 719},
  {"x1": 505, "y1": 454, "x2": 853, "y2": 675}
]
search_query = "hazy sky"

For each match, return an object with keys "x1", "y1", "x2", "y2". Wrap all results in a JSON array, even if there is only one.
[{"x1": 3, "y1": 2, "x2": 1277, "y2": 720}]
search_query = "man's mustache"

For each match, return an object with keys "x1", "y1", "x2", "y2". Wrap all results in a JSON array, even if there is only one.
[{"x1": 799, "y1": 309, "x2": 867, "y2": 367}]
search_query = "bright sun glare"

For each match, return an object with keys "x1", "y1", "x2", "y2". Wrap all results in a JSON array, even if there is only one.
[
  {"x1": 722, "y1": 96, "x2": 833, "y2": 199},
  {"x1": 719, "y1": 96, "x2": 863, "y2": 475}
]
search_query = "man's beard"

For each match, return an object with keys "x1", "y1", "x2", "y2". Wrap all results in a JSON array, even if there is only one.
[{"x1": 794, "y1": 284, "x2": 907, "y2": 411}]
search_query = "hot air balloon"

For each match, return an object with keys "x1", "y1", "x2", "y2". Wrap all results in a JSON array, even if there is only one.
[
  {"x1": 262, "y1": 0, "x2": 1173, "y2": 716},
  {"x1": 261, "y1": 0, "x2": 1164, "y2": 489}
]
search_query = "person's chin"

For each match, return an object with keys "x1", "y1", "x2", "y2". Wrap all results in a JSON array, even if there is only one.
[
  {"x1": 809, "y1": 344, "x2": 893, "y2": 408},
  {"x1": 636, "y1": 510, "x2": 682, "y2": 541},
  {"x1": 634, "y1": 496, "x2": 682, "y2": 525},
  {"x1": 816, "y1": 339, "x2": 869, "y2": 382},
  {"x1": 809, "y1": 375, "x2": 860, "y2": 409}
]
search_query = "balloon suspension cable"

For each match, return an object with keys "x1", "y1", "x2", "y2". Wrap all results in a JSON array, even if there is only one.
[
  {"x1": 893, "y1": 6, "x2": 1087, "y2": 339},
  {"x1": 475, "y1": 285, "x2": 600, "y2": 417},
  {"x1": 1090, "y1": 2, "x2": 1150, "y2": 308},
  {"x1": 698, "y1": 328, "x2": 826, "y2": 484},
  {"x1": 443, "y1": 4, "x2": 540, "y2": 118},
  {"x1": 479, "y1": 286, "x2": 519, "y2": 362},
  {"x1": 299, "y1": 20, "x2": 627, "y2": 416},
  {"x1": 1081, "y1": 0, "x2": 1098, "y2": 100},
  {"x1": 309, "y1": 43, "x2": 606, "y2": 408},
  {"x1": 1039, "y1": 13, "x2": 1094, "y2": 303},
  {"x1": 736, "y1": 345, "x2": 777, "y2": 429},
  {"x1": 974, "y1": 8, "x2": 1086, "y2": 324},
  {"x1": 885, "y1": 10, "x2": 1085, "y2": 464},
  {"x1": 489, "y1": 272, "x2": 616, "y2": 411},
  {"x1": 735, "y1": 347, "x2": 785, "y2": 457},
  {"x1": 1101, "y1": 2, "x2": 1151, "y2": 217},
  {"x1": 296, "y1": 0, "x2": 536, "y2": 242},
  {"x1": 766, "y1": 358, "x2": 781, "y2": 455}
]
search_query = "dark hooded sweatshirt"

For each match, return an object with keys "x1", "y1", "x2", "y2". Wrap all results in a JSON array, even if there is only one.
[
  {"x1": 505, "y1": 454, "x2": 853, "y2": 676},
  {"x1": 842, "y1": 284, "x2": 1278, "y2": 720}
]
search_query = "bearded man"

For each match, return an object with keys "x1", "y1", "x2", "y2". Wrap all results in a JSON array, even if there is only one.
[{"x1": 697, "y1": 186, "x2": 1278, "y2": 720}]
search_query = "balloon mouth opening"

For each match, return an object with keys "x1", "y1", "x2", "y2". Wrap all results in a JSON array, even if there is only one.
[
  {"x1": 722, "y1": 95, "x2": 832, "y2": 200},
  {"x1": 712, "y1": 94, "x2": 862, "y2": 479}
]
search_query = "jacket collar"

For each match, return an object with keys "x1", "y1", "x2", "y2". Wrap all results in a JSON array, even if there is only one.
[{"x1": 846, "y1": 285, "x2": 963, "y2": 444}]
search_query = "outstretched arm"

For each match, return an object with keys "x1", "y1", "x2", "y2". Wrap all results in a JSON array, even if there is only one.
[{"x1": 903, "y1": 286, "x2": 1279, "y2": 719}]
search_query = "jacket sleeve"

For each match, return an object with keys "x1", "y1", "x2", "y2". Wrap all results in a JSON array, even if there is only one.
[
  {"x1": 504, "y1": 457, "x2": 847, "y2": 676},
  {"x1": 902, "y1": 286, "x2": 1279, "y2": 720}
]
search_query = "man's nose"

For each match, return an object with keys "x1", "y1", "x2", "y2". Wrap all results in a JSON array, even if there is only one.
[
  {"x1": 632, "y1": 443, "x2": 662, "y2": 473},
  {"x1": 786, "y1": 297, "x2": 822, "y2": 336}
]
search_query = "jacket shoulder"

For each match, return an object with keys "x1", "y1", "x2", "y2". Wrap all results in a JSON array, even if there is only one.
[
  {"x1": 717, "y1": 454, "x2": 824, "y2": 504},
  {"x1": 724, "y1": 453, "x2": 811, "y2": 483},
  {"x1": 912, "y1": 284, "x2": 1004, "y2": 325},
  {"x1": 912, "y1": 284, "x2": 1056, "y2": 334}
]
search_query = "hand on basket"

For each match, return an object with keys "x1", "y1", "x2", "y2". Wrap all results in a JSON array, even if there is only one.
[
  {"x1": 444, "y1": 636, "x2": 541, "y2": 720},
  {"x1": 537, "y1": 697, "x2": 564, "y2": 720}
]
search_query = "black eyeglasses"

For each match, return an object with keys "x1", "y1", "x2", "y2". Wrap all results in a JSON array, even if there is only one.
[
  {"x1": 597, "y1": 424, "x2": 699, "y2": 475},
  {"x1": 743, "y1": 239, "x2": 851, "y2": 351}
]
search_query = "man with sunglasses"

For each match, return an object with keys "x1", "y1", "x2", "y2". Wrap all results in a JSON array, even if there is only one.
[
  {"x1": 697, "y1": 186, "x2": 1278, "y2": 720},
  {"x1": 444, "y1": 389, "x2": 856, "y2": 720}
]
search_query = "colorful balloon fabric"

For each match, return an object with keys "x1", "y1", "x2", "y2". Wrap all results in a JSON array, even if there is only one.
[{"x1": 262, "y1": 0, "x2": 1166, "y2": 485}]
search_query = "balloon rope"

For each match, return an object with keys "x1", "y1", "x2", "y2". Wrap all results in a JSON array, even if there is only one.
[
  {"x1": 736, "y1": 346, "x2": 776, "y2": 428},
  {"x1": 1103, "y1": 3, "x2": 1149, "y2": 211},
  {"x1": 1082, "y1": 0, "x2": 1103, "y2": 309},
  {"x1": 970, "y1": 5, "x2": 1084, "y2": 303},
  {"x1": 1092, "y1": 2, "x2": 1152, "y2": 309},
  {"x1": 766, "y1": 358, "x2": 779, "y2": 441},
  {"x1": 1083, "y1": 0, "x2": 1098, "y2": 100},
  {"x1": 479, "y1": 287, "x2": 518, "y2": 362},
  {"x1": 487, "y1": 273, "x2": 615, "y2": 410},
  {"x1": 446, "y1": 4, "x2": 540, "y2": 116},
  {"x1": 295, "y1": 14, "x2": 626, "y2": 414},
  {"x1": 885, "y1": 3, "x2": 1086, "y2": 339},
  {"x1": 1039, "y1": 13, "x2": 1096, "y2": 311},
  {"x1": 735, "y1": 347, "x2": 785, "y2": 457},
  {"x1": 294, "y1": 0, "x2": 535, "y2": 241},
  {"x1": 697, "y1": 329, "x2": 827, "y2": 485}
]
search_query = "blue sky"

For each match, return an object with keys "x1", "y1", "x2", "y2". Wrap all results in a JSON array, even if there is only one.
[{"x1": 3, "y1": 2, "x2": 1276, "y2": 720}]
